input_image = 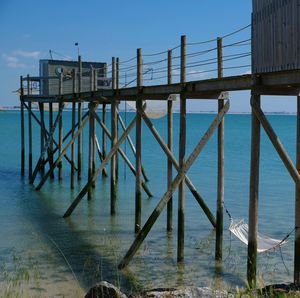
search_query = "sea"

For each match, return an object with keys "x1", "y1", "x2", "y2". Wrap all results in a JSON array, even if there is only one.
[{"x1": 0, "y1": 109, "x2": 297, "y2": 297}]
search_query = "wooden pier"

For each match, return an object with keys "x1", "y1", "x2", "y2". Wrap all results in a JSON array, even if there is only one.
[{"x1": 19, "y1": 0, "x2": 300, "y2": 288}]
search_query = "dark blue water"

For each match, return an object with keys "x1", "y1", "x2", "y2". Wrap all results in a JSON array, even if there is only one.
[{"x1": 0, "y1": 110, "x2": 296, "y2": 296}]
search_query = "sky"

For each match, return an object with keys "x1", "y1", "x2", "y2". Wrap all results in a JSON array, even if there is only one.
[{"x1": 0, "y1": 0, "x2": 297, "y2": 113}]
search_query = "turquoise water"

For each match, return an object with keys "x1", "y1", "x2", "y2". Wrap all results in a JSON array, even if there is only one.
[{"x1": 0, "y1": 110, "x2": 297, "y2": 297}]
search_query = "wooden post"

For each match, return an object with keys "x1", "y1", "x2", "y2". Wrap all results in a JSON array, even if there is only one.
[
  {"x1": 58, "y1": 73, "x2": 63, "y2": 180},
  {"x1": 216, "y1": 37, "x2": 224, "y2": 262},
  {"x1": 167, "y1": 49, "x2": 173, "y2": 232},
  {"x1": 102, "y1": 103, "x2": 107, "y2": 176},
  {"x1": 27, "y1": 75, "x2": 32, "y2": 179},
  {"x1": 111, "y1": 57, "x2": 117, "y2": 215},
  {"x1": 116, "y1": 57, "x2": 119, "y2": 180},
  {"x1": 88, "y1": 102, "x2": 96, "y2": 199},
  {"x1": 77, "y1": 55, "x2": 82, "y2": 181},
  {"x1": 49, "y1": 100, "x2": 54, "y2": 179},
  {"x1": 178, "y1": 35, "x2": 186, "y2": 262},
  {"x1": 39, "y1": 102, "x2": 45, "y2": 174},
  {"x1": 295, "y1": 95, "x2": 300, "y2": 284},
  {"x1": 71, "y1": 69, "x2": 76, "y2": 189},
  {"x1": 135, "y1": 48, "x2": 143, "y2": 233},
  {"x1": 247, "y1": 94, "x2": 261, "y2": 288},
  {"x1": 20, "y1": 76, "x2": 25, "y2": 176}
]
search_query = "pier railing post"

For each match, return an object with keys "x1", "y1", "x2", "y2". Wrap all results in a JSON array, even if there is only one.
[
  {"x1": 216, "y1": 37, "x2": 224, "y2": 262},
  {"x1": 135, "y1": 48, "x2": 143, "y2": 233},
  {"x1": 295, "y1": 95, "x2": 300, "y2": 284},
  {"x1": 27, "y1": 74, "x2": 33, "y2": 180},
  {"x1": 20, "y1": 76, "x2": 25, "y2": 176},
  {"x1": 77, "y1": 55, "x2": 83, "y2": 181},
  {"x1": 178, "y1": 35, "x2": 186, "y2": 262},
  {"x1": 167, "y1": 49, "x2": 173, "y2": 232},
  {"x1": 247, "y1": 94, "x2": 261, "y2": 288},
  {"x1": 111, "y1": 57, "x2": 117, "y2": 214}
]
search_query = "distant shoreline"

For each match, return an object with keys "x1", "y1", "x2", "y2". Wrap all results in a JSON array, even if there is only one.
[{"x1": 0, "y1": 106, "x2": 296, "y2": 116}]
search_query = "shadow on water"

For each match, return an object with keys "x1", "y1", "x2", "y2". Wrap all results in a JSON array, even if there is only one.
[{"x1": 11, "y1": 172, "x2": 145, "y2": 295}]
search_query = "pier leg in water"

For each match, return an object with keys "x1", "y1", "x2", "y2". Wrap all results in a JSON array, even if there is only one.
[
  {"x1": 20, "y1": 97, "x2": 25, "y2": 176},
  {"x1": 295, "y1": 95, "x2": 300, "y2": 285},
  {"x1": 215, "y1": 37, "x2": 224, "y2": 262},
  {"x1": 102, "y1": 103, "x2": 107, "y2": 177},
  {"x1": 111, "y1": 98, "x2": 117, "y2": 214},
  {"x1": 247, "y1": 94, "x2": 261, "y2": 288},
  {"x1": 49, "y1": 102, "x2": 54, "y2": 179}
]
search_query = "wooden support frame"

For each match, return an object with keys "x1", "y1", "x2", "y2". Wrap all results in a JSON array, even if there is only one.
[
  {"x1": 137, "y1": 106, "x2": 217, "y2": 227},
  {"x1": 63, "y1": 116, "x2": 137, "y2": 218},
  {"x1": 35, "y1": 115, "x2": 89, "y2": 190},
  {"x1": 92, "y1": 111, "x2": 152, "y2": 197},
  {"x1": 118, "y1": 101, "x2": 229, "y2": 269},
  {"x1": 20, "y1": 76, "x2": 25, "y2": 176},
  {"x1": 77, "y1": 55, "x2": 83, "y2": 181},
  {"x1": 23, "y1": 102, "x2": 81, "y2": 170},
  {"x1": 117, "y1": 111, "x2": 149, "y2": 182},
  {"x1": 27, "y1": 75, "x2": 33, "y2": 179},
  {"x1": 29, "y1": 104, "x2": 64, "y2": 184}
]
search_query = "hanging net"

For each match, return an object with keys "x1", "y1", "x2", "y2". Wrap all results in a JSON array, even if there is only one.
[
  {"x1": 126, "y1": 94, "x2": 179, "y2": 119},
  {"x1": 229, "y1": 219, "x2": 288, "y2": 253}
]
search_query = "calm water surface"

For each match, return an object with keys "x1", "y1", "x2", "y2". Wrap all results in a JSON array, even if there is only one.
[{"x1": 0, "y1": 110, "x2": 296, "y2": 297}]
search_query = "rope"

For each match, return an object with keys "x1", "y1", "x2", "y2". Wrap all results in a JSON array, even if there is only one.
[{"x1": 222, "y1": 24, "x2": 251, "y2": 39}]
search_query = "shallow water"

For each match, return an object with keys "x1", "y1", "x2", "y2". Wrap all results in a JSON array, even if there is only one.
[{"x1": 0, "y1": 110, "x2": 296, "y2": 297}]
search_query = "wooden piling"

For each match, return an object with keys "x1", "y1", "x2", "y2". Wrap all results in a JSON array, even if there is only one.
[
  {"x1": 215, "y1": 37, "x2": 224, "y2": 262},
  {"x1": 20, "y1": 76, "x2": 25, "y2": 176},
  {"x1": 71, "y1": 69, "x2": 76, "y2": 189},
  {"x1": 77, "y1": 55, "x2": 82, "y2": 181},
  {"x1": 167, "y1": 49, "x2": 173, "y2": 232},
  {"x1": 135, "y1": 48, "x2": 143, "y2": 233},
  {"x1": 116, "y1": 57, "x2": 119, "y2": 180},
  {"x1": 88, "y1": 102, "x2": 96, "y2": 199},
  {"x1": 39, "y1": 102, "x2": 45, "y2": 174},
  {"x1": 49, "y1": 101, "x2": 54, "y2": 179},
  {"x1": 178, "y1": 35, "x2": 186, "y2": 262},
  {"x1": 111, "y1": 57, "x2": 117, "y2": 215},
  {"x1": 102, "y1": 103, "x2": 107, "y2": 176},
  {"x1": 27, "y1": 75, "x2": 32, "y2": 179},
  {"x1": 247, "y1": 94, "x2": 261, "y2": 288},
  {"x1": 295, "y1": 95, "x2": 300, "y2": 284},
  {"x1": 58, "y1": 74, "x2": 63, "y2": 180}
]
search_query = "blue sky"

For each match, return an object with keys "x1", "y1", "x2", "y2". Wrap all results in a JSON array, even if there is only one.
[{"x1": 0, "y1": 1, "x2": 297, "y2": 112}]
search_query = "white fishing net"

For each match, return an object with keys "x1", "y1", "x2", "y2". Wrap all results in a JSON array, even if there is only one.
[
  {"x1": 229, "y1": 219, "x2": 287, "y2": 253},
  {"x1": 126, "y1": 94, "x2": 179, "y2": 119}
]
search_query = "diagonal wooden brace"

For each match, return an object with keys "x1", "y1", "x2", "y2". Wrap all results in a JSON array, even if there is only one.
[
  {"x1": 137, "y1": 106, "x2": 218, "y2": 227},
  {"x1": 118, "y1": 101, "x2": 229, "y2": 269},
  {"x1": 23, "y1": 102, "x2": 78, "y2": 170},
  {"x1": 118, "y1": 111, "x2": 150, "y2": 182},
  {"x1": 251, "y1": 99, "x2": 300, "y2": 187},
  {"x1": 92, "y1": 111, "x2": 153, "y2": 197},
  {"x1": 94, "y1": 135, "x2": 109, "y2": 177},
  {"x1": 63, "y1": 116, "x2": 137, "y2": 218},
  {"x1": 30, "y1": 104, "x2": 64, "y2": 184},
  {"x1": 35, "y1": 116, "x2": 89, "y2": 190}
]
